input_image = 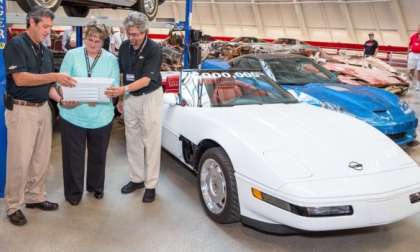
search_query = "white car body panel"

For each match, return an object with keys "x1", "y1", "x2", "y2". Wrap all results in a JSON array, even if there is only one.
[{"x1": 161, "y1": 71, "x2": 420, "y2": 232}]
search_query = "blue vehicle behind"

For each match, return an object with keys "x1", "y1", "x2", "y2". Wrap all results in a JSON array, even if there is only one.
[{"x1": 202, "y1": 54, "x2": 418, "y2": 145}]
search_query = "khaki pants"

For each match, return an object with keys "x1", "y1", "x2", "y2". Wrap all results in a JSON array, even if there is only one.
[
  {"x1": 124, "y1": 88, "x2": 163, "y2": 189},
  {"x1": 4, "y1": 103, "x2": 52, "y2": 215}
]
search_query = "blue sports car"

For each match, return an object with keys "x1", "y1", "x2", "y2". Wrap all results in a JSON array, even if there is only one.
[{"x1": 202, "y1": 54, "x2": 418, "y2": 145}]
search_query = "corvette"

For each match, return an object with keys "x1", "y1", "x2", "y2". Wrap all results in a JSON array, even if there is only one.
[
  {"x1": 161, "y1": 69, "x2": 420, "y2": 233},
  {"x1": 202, "y1": 54, "x2": 418, "y2": 145}
]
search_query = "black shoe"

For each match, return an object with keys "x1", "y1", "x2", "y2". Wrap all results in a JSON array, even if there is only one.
[
  {"x1": 142, "y1": 189, "x2": 156, "y2": 203},
  {"x1": 26, "y1": 201, "x2": 59, "y2": 211},
  {"x1": 121, "y1": 181, "x2": 145, "y2": 194},
  {"x1": 67, "y1": 199, "x2": 80, "y2": 206},
  {"x1": 7, "y1": 210, "x2": 27, "y2": 226},
  {"x1": 94, "y1": 192, "x2": 104, "y2": 199}
]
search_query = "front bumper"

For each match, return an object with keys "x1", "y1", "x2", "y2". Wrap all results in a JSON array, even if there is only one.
[
  {"x1": 236, "y1": 174, "x2": 420, "y2": 233},
  {"x1": 372, "y1": 119, "x2": 418, "y2": 145}
]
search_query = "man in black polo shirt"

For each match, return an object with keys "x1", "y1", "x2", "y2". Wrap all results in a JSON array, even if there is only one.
[
  {"x1": 4, "y1": 7, "x2": 75, "y2": 226},
  {"x1": 364, "y1": 33, "x2": 379, "y2": 57},
  {"x1": 106, "y1": 12, "x2": 162, "y2": 203}
]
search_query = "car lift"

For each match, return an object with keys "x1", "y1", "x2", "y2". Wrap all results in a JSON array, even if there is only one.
[{"x1": 0, "y1": 0, "x2": 194, "y2": 196}]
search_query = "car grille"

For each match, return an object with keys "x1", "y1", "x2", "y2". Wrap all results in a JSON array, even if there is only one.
[{"x1": 387, "y1": 132, "x2": 406, "y2": 141}]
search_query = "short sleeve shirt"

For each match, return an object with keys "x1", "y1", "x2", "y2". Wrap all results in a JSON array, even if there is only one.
[
  {"x1": 409, "y1": 33, "x2": 420, "y2": 53},
  {"x1": 4, "y1": 32, "x2": 54, "y2": 102},
  {"x1": 118, "y1": 38, "x2": 162, "y2": 95},
  {"x1": 364, "y1": 40, "x2": 379, "y2": 56},
  {"x1": 58, "y1": 47, "x2": 120, "y2": 129}
]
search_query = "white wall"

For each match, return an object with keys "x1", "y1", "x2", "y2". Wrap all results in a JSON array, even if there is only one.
[{"x1": 154, "y1": 0, "x2": 419, "y2": 46}]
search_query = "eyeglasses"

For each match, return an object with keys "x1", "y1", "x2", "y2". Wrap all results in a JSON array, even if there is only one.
[
  {"x1": 127, "y1": 32, "x2": 145, "y2": 38},
  {"x1": 85, "y1": 37, "x2": 103, "y2": 44}
]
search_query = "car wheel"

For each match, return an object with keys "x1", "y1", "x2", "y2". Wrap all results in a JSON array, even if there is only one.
[
  {"x1": 138, "y1": 0, "x2": 159, "y2": 21},
  {"x1": 16, "y1": 0, "x2": 61, "y2": 13},
  {"x1": 63, "y1": 5, "x2": 90, "y2": 17},
  {"x1": 198, "y1": 147, "x2": 240, "y2": 224}
]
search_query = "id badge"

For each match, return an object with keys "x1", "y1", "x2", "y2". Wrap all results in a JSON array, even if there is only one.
[{"x1": 126, "y1": 74, "x2": 135, "y2": 82}]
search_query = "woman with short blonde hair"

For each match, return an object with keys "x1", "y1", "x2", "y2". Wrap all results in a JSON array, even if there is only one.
[{"x1": 50, "y1": 20, "x2": 120, "y2": 206}]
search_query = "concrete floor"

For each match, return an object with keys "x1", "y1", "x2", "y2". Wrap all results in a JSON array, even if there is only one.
[{"x1": 3, "y1": 89, "x2": 420, "y2": 252}]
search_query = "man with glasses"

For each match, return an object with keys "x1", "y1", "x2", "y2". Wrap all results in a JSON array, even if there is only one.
[{"x1": 106, "y1": 12, "x2": 163, "y2": 203}]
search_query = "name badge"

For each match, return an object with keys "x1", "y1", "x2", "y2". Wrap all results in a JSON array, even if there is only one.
[{"x1": 126, "y1": 74, "x2": 135, "y2": 82}]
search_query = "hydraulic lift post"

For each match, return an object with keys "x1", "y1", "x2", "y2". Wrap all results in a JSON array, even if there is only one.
[
  {"x1": 0, "y1": 0, "x2": 7, "y2": 197},
  {"x1": 183, "y1": 0, "x2": 193, "y2": 69},
  {"x1": 76, "y1": 26, "x2": 83, "y2": 47}
]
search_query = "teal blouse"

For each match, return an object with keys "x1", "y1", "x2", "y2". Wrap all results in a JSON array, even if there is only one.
[{"x1": 59, "y1": 47, "x2": 120, "y2": 129}]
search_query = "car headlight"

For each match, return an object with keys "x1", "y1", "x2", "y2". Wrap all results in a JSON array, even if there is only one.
[
  {"x1": 399, "y1": 101, "x2": 413, "y2": 114},
  {"x1": 251, "y1": 188, "x2": 353, "y2": 217},
  {"x1": 320, "y1": 102, "x2": 345, "y2": 113}
]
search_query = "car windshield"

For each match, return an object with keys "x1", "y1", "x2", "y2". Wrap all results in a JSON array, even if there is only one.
[
  {"x1": 180, "y1": 70, "x2": 298, "y2": 107},
  {"x1": 266, "y1": 58, "x2": 336, "y2": 84}
]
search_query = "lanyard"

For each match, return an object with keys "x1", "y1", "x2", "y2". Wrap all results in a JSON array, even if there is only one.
[
  {"x1": 84, "y1": 48, "x2": 102, "y2": 77},
  {"x1": 31, "y1": 44, "x2": 43, "y2": 58},
  {"x1": 31, "y1": 44, "x2": 44, "y2": 73},
  {"x1": 23, "y1": 33, "x2": 44, "y2": 73},
  {"x1": 128, "y1": 37, "x2": 148, "y2": 73}
]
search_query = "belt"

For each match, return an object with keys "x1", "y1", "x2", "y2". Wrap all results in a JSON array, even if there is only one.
[
  {"x1": 130, "y1": 86, "x2": 160, "y2": 97},
  {"x1": 13, "y1": 99, "x2": 46, "y2": 107}
]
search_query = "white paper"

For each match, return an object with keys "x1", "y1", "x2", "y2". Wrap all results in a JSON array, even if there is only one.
[{"x1": 61, "y1": 77, "x2": 114, "y2": 102}]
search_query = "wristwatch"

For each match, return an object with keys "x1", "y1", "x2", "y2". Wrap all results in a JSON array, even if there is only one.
[{"x1": 124, "y1": 85, "x2": 130, "y2": 96}]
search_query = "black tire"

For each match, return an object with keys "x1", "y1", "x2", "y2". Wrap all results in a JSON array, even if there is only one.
[
  {"x1": 137, "y1": 0, "x2": 159, "y2": 21},
  {"x1": 198, "y1": 147, "x2": 240, "y2": 224},
  {"x1": 63, "y1": 5, "x2": 90, "y2": 17},
  {"x1": 16, "y1": 0, "x2": 61, "y2": 13}
]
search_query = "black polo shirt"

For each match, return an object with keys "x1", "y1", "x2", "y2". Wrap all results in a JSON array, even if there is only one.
[
  {"x1": 118, "y1": 37, "x2": 162, "y2": 95},
  {"x1": 4, "y1": 32, "x2": 54, "y2": 103},
  {"x1": 364, "y1": 39, "x2": 379, "y2": 56}
]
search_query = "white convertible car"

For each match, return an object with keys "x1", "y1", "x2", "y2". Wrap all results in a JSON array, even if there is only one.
[{"x1": 161, "y1": 69, "x2": 420, "y2": 233}]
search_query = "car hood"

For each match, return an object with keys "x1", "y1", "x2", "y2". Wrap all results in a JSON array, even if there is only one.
[
  {"x1": 201, "y1": 103, "x2": 416, "y2": 182},
  {"x1": 282, "y1": 83, "x2": 417, "y2": 126},
  {"x1": 284, "y1": 83, "x2": 397, "y2": 113}
]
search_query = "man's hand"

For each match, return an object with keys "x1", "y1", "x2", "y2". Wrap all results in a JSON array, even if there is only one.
[
  {"x1": 60, "y1": 100, "x2": 79, "y2": 109},
  {"x1": 105, "y1": 86, "x2": 125, "y2": 98},
  {"x1": 56, "y1": 73, "x2": 76, "y2": 87},
  {"x1": 117, "y1": 100, "x2": 124, "y2": 114}
]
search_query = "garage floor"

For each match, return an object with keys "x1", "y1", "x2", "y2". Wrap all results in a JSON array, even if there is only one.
[{"x1": 2, "y1": 89, "x2": 420, "y2": 252}]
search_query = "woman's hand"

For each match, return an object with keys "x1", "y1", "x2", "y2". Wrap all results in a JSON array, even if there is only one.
[
  {"x1": 105, "y1": 87, "x2": 125, "y2": 98},
  {"x1": 60, "y1": 100, "x2": 80, "y2": 109}
]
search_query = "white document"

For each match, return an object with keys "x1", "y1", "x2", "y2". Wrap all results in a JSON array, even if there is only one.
[{"x1": 61, "y1": 77, "x2": 114, "y2": 102}]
